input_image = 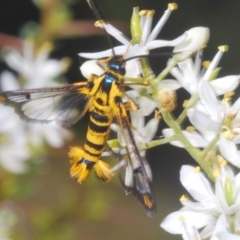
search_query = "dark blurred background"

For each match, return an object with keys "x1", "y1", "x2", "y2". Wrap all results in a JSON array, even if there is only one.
[{"x1": 0, "y1": 0, "x2": 240, "y2": 239}]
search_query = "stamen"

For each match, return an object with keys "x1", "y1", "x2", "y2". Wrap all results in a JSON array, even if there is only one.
[
  {"x1": 218, "y1": 45, "x2": 229, "y2": 52},
  {"x1": 146, "y1": 10, "x2": 155, "y2": 17},
  {"x1": 186, "y1": 126, "x2": 196, "y2": 132},
  {"x1": 141, "y1": 10, "x2": 154, "y2": 44},
  {"x1": 212, "y1": 169, "x2": 220, "y2": 177},
  {"x1": 109, "y1": 160, "x2": 126, "y2": 173},
  {"x1": 60, "y1": 57, "x2": 71, "y2": 73},
  {"x1": 168, "y1": 3, "x2": 178, "y2": 10},
  {"x1": 94, "y1": 20, "x2": 105, "y2": 27},
  {"x1": 139, "y1": 10, "x2": 148, "y2": 30},
  {"x1": 203, "y1": 45, "x2": 229, "y2": 81},
  {"x1": 180, "y1": 195, "x2": 189, "y2": 202},
  {"x1": 223, "y1": 130, "x2": 234, "y2": 140},
  {"x1": 139, "y1": 10, "x2": 148, "y2": 16},
  {"x1": 224, "y1": 91, "x2": 235, "y2": 98},
  {"x1": 202, "y1": 61, "x2": 211, "y2": 69},
  {"x1": 146, "y1": 4, "x2": 177, "y2": 43},
  {"x1": 194, "y1": 166, "x2": 201, "y2": 173},
  {"x1": 182, "y1": 100, "x2": 189, "y2": 108},
  {"x1": 178, "y1": 216, "x2": 185, "y2": 222}
]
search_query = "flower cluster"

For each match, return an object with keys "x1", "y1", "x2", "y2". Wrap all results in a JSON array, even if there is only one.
[
  {"x1": 161, "y1": 165, "x2": 240, "y2": 240},
  {"x1": 0, "y1": 43, "x2": 71, "y2": 173},
  {"x1": 78, "y1": 3, "x2": 240, "y2": 239},
  {"x1": 0, "y1": 1, "x2": 240, "y2": 238}
]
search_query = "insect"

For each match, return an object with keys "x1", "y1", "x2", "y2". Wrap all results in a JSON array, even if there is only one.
[{"x1": 0, "y1": 0, "x2": 156, "y2": 218}]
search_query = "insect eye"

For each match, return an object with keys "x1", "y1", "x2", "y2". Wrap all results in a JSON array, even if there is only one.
[{"x1": 119, "y1": 67, "x2": 126, "y2": 75}]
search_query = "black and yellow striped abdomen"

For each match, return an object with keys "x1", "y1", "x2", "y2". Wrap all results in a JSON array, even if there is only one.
[
  {"x1": 83, "y1": 101, "x2": 113, "y2": 162},
  {"x1": 69, "y1": 70, "x2": 123, "y2": 183}
]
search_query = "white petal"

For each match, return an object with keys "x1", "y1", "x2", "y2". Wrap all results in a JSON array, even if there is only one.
[
  {"x1": 188, "y1": 109, "x2": 219, "y2": 143},
  {"x1": 130, "y1": 111, "x2": 144, "y2": 132},
  {"x1": 234, "y1": 173, "x2": 240, "y2": 196},
  {"x1": 180, "y1": 165, "x2": 216, "y2": 203},
  {"x1": 0, "y1": 146, "x2": 29, "y2": 173},
  {"x1": 79, "y1": 45, "x2": 127, "y2": 59},
  {"x1": 160, "y1": 210, "x2": 212, "y2": 234},
  {"x1": 178, "y1": 59, "x2": 199, "y2": 92},
  {"x1": 162, "y1": 129, "x2": 208, "y2": 148},
  {"x1": 174, "y1": 27, "x2": 210, "y2": 53},
  {"x1": 187, "y1": 108, "x2": 220, "y2": 139},
  {"x1": 199, "y1": 217, "x2": 217, "y2": 239},
  {"x1": 162, "y1": 128, "x2": 183, "y2": 147},
  {"x1": 125, "y1": 59, "x2": 142, "y2": 78},
  {"x1": 210, "y1": 75, "x2": 240, "y2": 96},
  {"x1": 215, "y1": 177, "x2": 229, "y2": 213},
  {"x1": 217, "y1": 232, "x2": 240, "y2": 240},
  {"x1": 182, "y1": 131, "x2": 208, "y2": 147},
  {"x1": 125, "y1": 163, "x2": 134, "y2": 187},
  {"x1": 0, "y1": 71, "x2": 19, "y2": 91},
  {"x1": 146, "y1": 33, "x2": 187, "y2": 50},
  {"x1": 193, "y1": 50, "x2": 202, "y2": 77},
  {"x1": 170, "y1": 58, "x2": 198, "y2": 93},
  {"x1": 138, "y1": 96, "x2": 156, "y2": 116},
  {"x1": 143, "y1": 118, "x2": 159, "y2": 142},
  {"x1": 234, "y1": 211, "x2": 240, "y2": 232},
  {"x1": 157, "y1": 79, "x2": 181, "y2": 90},
  {"x1": 110, "y1": 123, "x2": 119, "y2": 132},
  {"x1": 103, "y1": 23, "x2": 130, "y2": 45},
  {"x1": 204, "y1": 214, "x2": 226, "y2": 240},
  {"x1": 219, "y1": 135, "x2": 240, "y2": 168},
  {"x1": 203, "y1": 50, "x2": 224, "y2": 81},
  {"x1": 141, "y1": 14, "x2": 153, "y2": 44},
  {"x1": 80, "y1": 60, "x2": 104, "y2": 79},
  {"x1": 198, "y1": 80, "x2": 219, "y2": 122},
  {"x1": 231, "y1": 95, "x2": 240, "y2": 113},
  {"x1": 39, "y1": 60, "x2": 63, "y2": 79},
  {"x1": 146, "y1": 7, "x2": 173, "y2": 43},
  {"x1": 181, "y1": 222, "x2": 201, "y2": 240},
  {"x1": 5, "y1": 51, "x2": 23, "y2": 73}
]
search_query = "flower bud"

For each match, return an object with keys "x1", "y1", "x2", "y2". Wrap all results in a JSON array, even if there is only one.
[{"x1": 158, "y1": 88, "x2": 177, "y2": 112}]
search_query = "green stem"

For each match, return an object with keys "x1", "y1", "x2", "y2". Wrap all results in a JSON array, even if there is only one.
[
  {"x1": 176, "y1": 93, "x2": 199, "y2": 125},
  {"x1": 201, "y1": 133, "x2": 220, "y2": 159},
  {"x1": 153, "y1": 58, "x2": 179, "y2": 86},
  {"x1": 139, "y1": 135, "x2": 177, "y2": 151},
  {"x1": 139, "y1": 58, "x2": 155, "y2": 78},
  {"x1": 124, "y1": 77, "x2": 146, "y2": 84},
  {"x1": 150, "y1": 76, "x2": 215, "y2": 182},
  {"x1": 229, "y1": 215, "x2": 235, "y2": 233}
]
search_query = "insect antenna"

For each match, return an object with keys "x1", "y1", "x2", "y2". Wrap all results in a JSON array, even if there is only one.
[
  {"x1": 124, "y1": 51, "x2": 194, "y2": 62},
  {"x1": 86, "y1": 0, "x2": 116, "y2": 56}
]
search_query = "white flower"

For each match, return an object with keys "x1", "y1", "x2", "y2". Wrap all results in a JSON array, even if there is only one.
[
  {"x1": 80, "y1": 4, "x2": 186, "y2": 60},
  {"x1": 0, "y1": 71, "x2": 71, "y2": 173},
  {"x1": 173, "y1": 81, "x2": 240, "y2": 168},
  {"x1": 107, "y1": 110, "x2": 159, "y2": 185},
  {"x1": 79, "y1": 5, "x2": 210, "y2": 80},
  {"x1": 170, "y1": 47, "x2": 239, "y2": 95},
  {"x1": 163, "y1": 47, "x2": 240, "y2": 148},
  {"x1": 5, "y1": 42, "x2": 67, "y2": 88},
  {"x1": 160, "y1": 165, "x2": 240, "y2": 239},
  {"x1": 168, "y1": 214, "x2": 227, "y2": 240}
]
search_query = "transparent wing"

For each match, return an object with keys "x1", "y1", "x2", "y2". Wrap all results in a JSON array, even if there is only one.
[
  {"x1": 0, "y1": 82, "x2": 93, "y2": 126},
  {"x1": 114, "y1": 103, "x2": 156, "y2": 218}
]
